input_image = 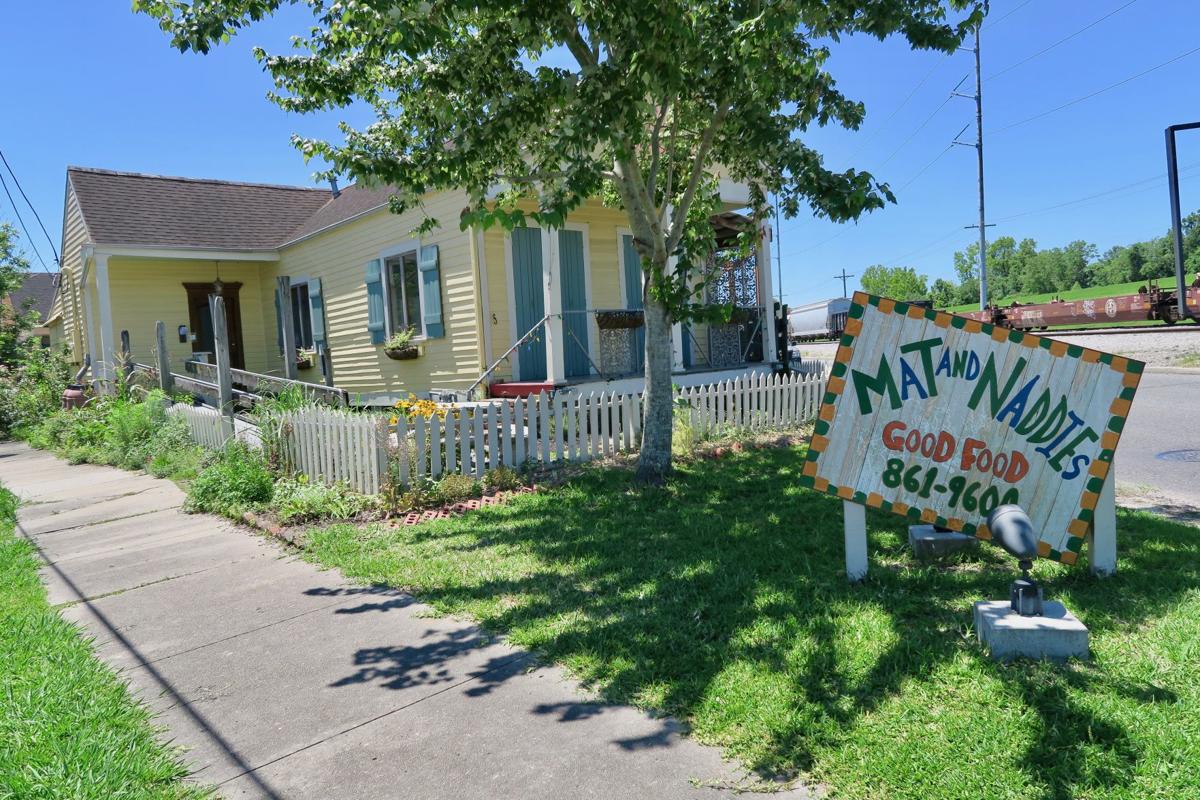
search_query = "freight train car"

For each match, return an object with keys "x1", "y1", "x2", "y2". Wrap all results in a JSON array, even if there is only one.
[
  {"x1": 788, "y1": 297, "x2": 852, "y2": 341},
  {"x1": 959, "y1": 276, "x2": 1200, "y2": 331}
]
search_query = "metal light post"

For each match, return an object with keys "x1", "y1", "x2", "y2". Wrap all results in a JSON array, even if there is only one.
[{"x1": 1166, "y1": 122, "x2": 1200, "y2": 320}]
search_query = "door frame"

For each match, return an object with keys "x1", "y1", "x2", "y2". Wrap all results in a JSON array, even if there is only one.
[{"x1": 183, "y1": 282, "x2": 245, "y2": 370}]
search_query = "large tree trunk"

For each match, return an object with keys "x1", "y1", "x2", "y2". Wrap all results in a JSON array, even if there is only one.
[{"x1": 636, "y1": 288, "x2": 675, "y2": 484}]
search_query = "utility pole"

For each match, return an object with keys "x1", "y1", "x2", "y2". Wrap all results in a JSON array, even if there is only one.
[
  {"x1": 1166, "y1": 121, "x2": 1200, "y2": 320},
  {"x1": 833, "y1": 269, "x2": 855, "y2": 298},
  {"x1": 954, "y1": 1, "x2": 991, "y2": 310}
]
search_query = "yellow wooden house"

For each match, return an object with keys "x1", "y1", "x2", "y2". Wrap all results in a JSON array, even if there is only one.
[{"x1": 49, "y1": 166, "x2": 779, "y2": 404}]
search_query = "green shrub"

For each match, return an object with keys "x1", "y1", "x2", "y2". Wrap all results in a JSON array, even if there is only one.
[
  {"x1": 270, "y1": 478, "x2": 376, "y2": 525},
  {"x1": 432, "y1": 473, "x2": 481, "y2": 506},
  {"x1": 184, "y1": 442, "x2": 273, "y2": 517},
  {"x1": 0, "y1": 345, "x2": 73, "y2": 436},
  {"x1": 482, "y1": 465, "x2": 522, "y2": 494}
]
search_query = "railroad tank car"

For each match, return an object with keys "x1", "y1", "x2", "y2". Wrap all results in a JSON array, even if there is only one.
[
  {"x1": 958, "y1": 275, "x2": 1200, "y2": 331},
  {"x1": 788, "y1": 297, "x2": 852, "y2": 341}
]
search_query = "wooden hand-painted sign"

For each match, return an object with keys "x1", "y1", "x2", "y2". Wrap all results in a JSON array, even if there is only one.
[{"x1": 800, "y1": 292, "x2": 1143, "y2": 564}]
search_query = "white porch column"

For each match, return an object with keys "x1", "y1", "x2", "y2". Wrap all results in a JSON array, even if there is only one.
[
  {"x1": 757, "y1": 221, "x2": 778, "y2": 364},
  {"x1": 94, "y1": 252, "x2": 116, "y2": 384},
  {"x1": 82, "y1": 271, "x2": 98, "y2": 377},
  {"x1": 541, "y1": 228, "x2": 566, "y2": 384},
  {"x1": 669, "y1": 250, "x2": 685, "y2": 371}
]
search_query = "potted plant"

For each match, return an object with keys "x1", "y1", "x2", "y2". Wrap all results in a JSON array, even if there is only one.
[
  {"x1": 295, "y1": 349, "x2": 315, "y2": 370},
  {"x1": 384, "y1": 328, "x2": 420, "y2": 360},
  {"x1": 595, "y1": 309, "x2": 644, "y2": 330}
]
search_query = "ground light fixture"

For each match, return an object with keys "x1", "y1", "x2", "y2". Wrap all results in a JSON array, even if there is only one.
[{"x1": 986, "y1": 504, "x2": 1044, "y2": 617}]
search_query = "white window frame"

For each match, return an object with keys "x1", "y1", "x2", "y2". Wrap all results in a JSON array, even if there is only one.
[{"x1": 379, "y1": 239, "x2": 426, "y2": 340}]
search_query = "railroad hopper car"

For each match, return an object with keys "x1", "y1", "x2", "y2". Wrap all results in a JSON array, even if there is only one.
[
  {"x1": 788, "y1": 297, "x2": 852, "y2": 341},
  {"x1": 959, "y1": 276, "x2": 1200, "y2": 331}
]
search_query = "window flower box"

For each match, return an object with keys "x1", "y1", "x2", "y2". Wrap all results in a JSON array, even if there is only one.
[
  {"x1": 596, "y1": 309, "x2": 644, "y2": 330},
  {"x1": 384, "y1": 345, "x2": 420, "y2": 361}
]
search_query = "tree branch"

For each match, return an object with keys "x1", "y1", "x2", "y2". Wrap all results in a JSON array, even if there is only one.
[
  {"x1": 646, "y1": 100, "x2": 670, "y2": 202},
  {"x1": 667, "y1": 100, "x2": 730, "y2": 254}
]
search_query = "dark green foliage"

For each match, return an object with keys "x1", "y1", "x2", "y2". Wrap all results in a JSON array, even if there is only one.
[
  {"x1": 0, "y1": 345, "x2": 72, "y2": 436},
  {"x1": 432, "y1": 473, "x2": 481, "y2": 506},
  {"x1": 482, "y1": 465, "x2": 522, "y2": 494},
  {"x1": 270, "y1": 477, "x2": 376, "y2": 525},
  {"x1": 0, "y1": 484, "x2": 209, "y2": 799},
  {"x1": 0, "y1": 224, "x2": 38, "y2": 367},
  {"x1": 184, "y1": 442, "x2": 273, "y2": 516},
  {"x1": 306, "y1": 449, "x2": 1200, "y2": 797}
]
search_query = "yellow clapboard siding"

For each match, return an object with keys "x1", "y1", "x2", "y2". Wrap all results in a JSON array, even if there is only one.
[
  {"x1": 276, "y1": 189, "x2": 478, "y2": 398},
  {"x1": 55, "y1": 185, "x2": 91, "y2": 363},
  {"x1": 106, "y1": 258, "x2": 277, "y2": 374}
]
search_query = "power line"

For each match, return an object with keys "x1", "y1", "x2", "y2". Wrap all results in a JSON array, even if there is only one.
[
  {"x1": 983, "y1": 0, "x2": 1033, "y2": 29},
  {"x1": 896, "y1": 144, "x2": 954, "y2": 193},
  {"x1": 0, "y1": 148, "x2": 59, "y2": 265},
  {"x1": 876, "y1": 93, "x2": 956, "y2": 170},
  {"x1": 0, "y1": 171, "x2": 50, "y2": 272},
  {"x1": 985, "y1": 0, "x2": 1140, "y2": 81},
  {"x1": 989, "y1": 45, "x2": 1200, "y2": 135},
  {"x1": 993, "y1": 161, "x2": 1200, "y2": 224},
  {"x1": 846, "y1": 54, "x2": 951, "y2": 161}
]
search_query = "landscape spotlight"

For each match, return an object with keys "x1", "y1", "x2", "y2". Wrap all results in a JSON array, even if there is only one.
[{"x1": 986, "y1": 504, "x2": 1044, "y2": 617}]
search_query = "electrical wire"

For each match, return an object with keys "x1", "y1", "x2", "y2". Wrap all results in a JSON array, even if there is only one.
[
  {"x1": 983, "y1": 0, "x2": 1033, "y2": 30},
  {"x1": 876, "y1": 94, "x2": 956, "y2": 169},
  {"x1": 0, "y1": 171, "x2": 50, "y2": 272},
  {"x1": 985, "y1": 0, "x2": 1140, "y2": 81},
  {"x1": 0, "y1": 148, "x2": 59, "y2": 265},
  {"x1": 846, "y1": 54, "x2": 952, "y2": 161},
  {"x1": 993, "y1": 161, "x2": 1200, "y2": 223},
  {"x1": 989, "y1": 45, "x2": 1200, "y2": 135}
]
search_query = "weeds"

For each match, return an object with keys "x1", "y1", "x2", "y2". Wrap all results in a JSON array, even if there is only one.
[{"x1": 184, "y1": 442, "x2": 273, "y2": 517}]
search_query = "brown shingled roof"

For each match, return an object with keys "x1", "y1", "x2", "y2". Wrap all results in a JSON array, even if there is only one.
[
  {"x1": 7, "y1": 273, "x2": 59, "y2": 323},
  {"x1": 68, "y1": 167, "x2": 335, "y2": 251},
  {"x1": 279, "y1": 182, "x2": 396, "y2": 246}
]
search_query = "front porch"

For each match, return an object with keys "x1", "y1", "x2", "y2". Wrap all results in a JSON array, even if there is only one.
[{"x1": 476, "y1": 205, "x2": 779, "y2": 399}]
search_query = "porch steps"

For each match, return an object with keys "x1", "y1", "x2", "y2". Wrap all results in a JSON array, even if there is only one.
[{"x1": 488, "y1": 381, "x2": 558, "y2": 398}]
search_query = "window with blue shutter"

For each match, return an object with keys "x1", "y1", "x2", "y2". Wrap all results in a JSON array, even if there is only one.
[
  {"x1": 418, "y1": 244, "x2": 444, "y2": 338},
  {"x1": 365, "y1": 259, "x2": 386, "y2": 344}
]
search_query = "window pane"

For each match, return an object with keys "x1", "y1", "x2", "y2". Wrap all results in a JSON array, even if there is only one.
[
  {"x1": 386, "y1": 255, "x2": 406, "y2": 331},
  {"x1": 403, "y1": 252, "x2": 422, "y2": 333},
  {"x1": 291, "y1": 284, "x2": 313, "y2": 349}
]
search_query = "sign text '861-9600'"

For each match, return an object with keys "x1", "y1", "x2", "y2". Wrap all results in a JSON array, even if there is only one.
[{"x1": 800, "y1": 293, "x2": 1143, "y2": 565}]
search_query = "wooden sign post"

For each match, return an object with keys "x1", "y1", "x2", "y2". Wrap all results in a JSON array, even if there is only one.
[{"x1": 803, "y1": 293, "x2": 1141, "y2": 581}]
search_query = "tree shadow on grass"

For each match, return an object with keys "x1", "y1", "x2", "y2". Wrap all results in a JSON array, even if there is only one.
[{"x1": 313, "y1": 449, "x2": 1200, "y2": 797}]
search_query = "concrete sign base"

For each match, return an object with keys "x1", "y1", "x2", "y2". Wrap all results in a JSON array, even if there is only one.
[{"x1": 974, "y1": 600, "x2": 1089, "y2": 661}]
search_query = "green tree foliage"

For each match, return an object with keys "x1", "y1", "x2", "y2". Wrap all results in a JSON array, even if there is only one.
[
  {"x1": 133, "y1": 0, "x2": 980, "y2": 482},
  {"x1": 859, "y1": 264, "x2": 928, "y2": 300},
  {"x1": 0, "y1": 224, "x2": 37, "y2": 365}
]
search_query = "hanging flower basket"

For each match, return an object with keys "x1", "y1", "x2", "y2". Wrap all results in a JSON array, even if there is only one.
[
  {"x1": 596, "y1": 309, "x2": 644, "y2": 330},
  {"x1": 726, "y1": 307, "x2": 755, "y2": 325},
  {"x1": 384, "y1": 345, "x2": 421, "y2": 361},
  {"x1": 295, "y1": 352, "x2": 315, "y2": 370}
]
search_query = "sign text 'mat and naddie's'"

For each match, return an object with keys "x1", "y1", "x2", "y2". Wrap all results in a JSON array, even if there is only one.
[{"x1": 800, "y1": 292, "x2": 1143, "y2": 564}]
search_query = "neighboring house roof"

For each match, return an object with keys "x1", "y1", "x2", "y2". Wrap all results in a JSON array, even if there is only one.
[
  {"x1": 68, "y1": 166, "x2": 335, "y2": 251},
  {"x1": 280, "y1": 182, "x2": 396, "y2": 247},
  {"x1": 7, "y1": 272, "x2": 59, "y2": 324}
]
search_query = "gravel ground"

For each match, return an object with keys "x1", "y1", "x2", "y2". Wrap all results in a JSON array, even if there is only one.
[{"x1": 793, "y1": 327, "x2": 1200, "y2": 369}]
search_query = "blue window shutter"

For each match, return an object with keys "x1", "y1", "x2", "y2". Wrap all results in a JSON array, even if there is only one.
[
  {"x1": 418, "y1": 244, "x2": 444, "y2": 338},
  {"x1": 308, "y1": 278, "x2": 327, "y2": 347},
  {"x1": 365, "y1": 259, "x2": 385, "y2": 344}
]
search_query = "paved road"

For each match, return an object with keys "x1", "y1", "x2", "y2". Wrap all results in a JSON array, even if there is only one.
[
  {"x1": 0, "y1": 442, "x2": 768, "y2": 799},
  {"x1": 1116, "y1": 372, "x2": 1200, "y2": 506}
]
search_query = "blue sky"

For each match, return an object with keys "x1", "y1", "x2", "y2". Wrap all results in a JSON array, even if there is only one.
[{"x1": 2, "y1": 0, "x2": 1199, "y2": 309}]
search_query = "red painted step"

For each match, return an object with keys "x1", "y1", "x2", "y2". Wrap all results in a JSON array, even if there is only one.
[{"x1": 488, "y1": 381, "x2": 557, "y2": 398}]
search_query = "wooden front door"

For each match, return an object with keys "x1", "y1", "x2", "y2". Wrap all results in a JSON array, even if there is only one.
[
  {"x1": 184, "y1": 282, "x2": 245, "y2": 370},
  {"x1": 511, "y1": 227, "x2": 546, "y2": 382}
]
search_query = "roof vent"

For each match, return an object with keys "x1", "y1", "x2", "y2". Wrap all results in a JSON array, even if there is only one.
[{"x1": 329, "y1": 177, "x2": 341, "y2": 199}]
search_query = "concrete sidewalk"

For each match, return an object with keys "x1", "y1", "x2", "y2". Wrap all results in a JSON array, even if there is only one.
[{"x1": 0, "y1": 441, "x2": 763, "y2": 799}]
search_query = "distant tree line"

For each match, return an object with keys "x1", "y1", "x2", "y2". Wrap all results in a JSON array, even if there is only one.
[{"x1": 858, "y1": 210, "x2": 1200, "y2": 307}]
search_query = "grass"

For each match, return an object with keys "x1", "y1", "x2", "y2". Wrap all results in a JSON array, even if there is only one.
[
  {"x1": 306, "y1": 447, "x2": 1200, "y2": 799},
  {"x1": 0, "y1": 485, "x2": 208, "y2": 800}
]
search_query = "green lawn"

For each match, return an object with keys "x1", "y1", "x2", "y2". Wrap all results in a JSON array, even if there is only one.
[
  {"x1": 0, "y1": 485, "x2": 208, "y2": 800},
  {"x1": 307, "y1": 448, "x2": 1200, "y2": 799}
]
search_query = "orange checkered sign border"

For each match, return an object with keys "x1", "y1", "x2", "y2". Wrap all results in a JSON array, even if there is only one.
[{"x1": 799, "y1": 292, "x2": 1144, "y2": 564}]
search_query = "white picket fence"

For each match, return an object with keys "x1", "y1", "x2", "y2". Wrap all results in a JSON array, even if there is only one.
[
  {"x1": 264, "y1": 370, "x2": 828, "y2": 493},
  {"x1": 677, "y1": 370, "x2": 827, "y2": 437},
  {"x1": 168, "y1": 404, "x2": 230, "y2": 449}
]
